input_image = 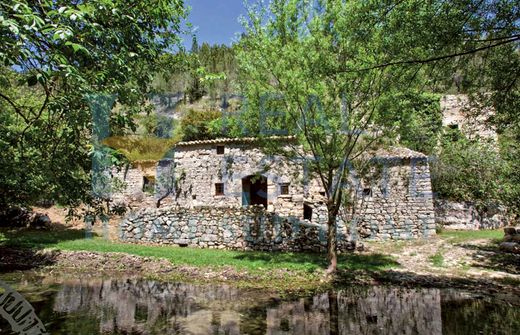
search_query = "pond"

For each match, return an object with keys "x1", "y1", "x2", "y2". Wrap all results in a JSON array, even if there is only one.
[{"x1": 0, "y1": 276, "x2": 518, "y2": 335}]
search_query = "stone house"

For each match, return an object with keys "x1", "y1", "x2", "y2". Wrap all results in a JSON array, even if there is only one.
[
  {"x1": 440, "y1": 94, "x2": 496, "y2": 140},
  {"x1": 114, "y1": 137, "x2": 436, "y2": 248}
]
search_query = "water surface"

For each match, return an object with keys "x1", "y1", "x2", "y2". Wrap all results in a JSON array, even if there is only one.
[{"x1": 0, "y1": 277, "x2": 518, "y2": 334}]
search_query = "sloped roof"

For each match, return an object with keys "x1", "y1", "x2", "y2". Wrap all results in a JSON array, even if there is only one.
[
  {"x1": 372, "y1": 146, "x2": 428, "y2": 160},
  {"x1": 175, "y1": 135, "x2": 297, "y2": 147}
]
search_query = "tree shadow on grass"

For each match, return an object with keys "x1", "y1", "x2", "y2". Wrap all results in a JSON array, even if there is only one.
[
  {"x1": 0, "y1": 227, "x2": 94, "y2": 272},
  {"x1": 0, "y1": 227, "x2": 90, "y2": 249},
  {"x1": 457, "y1": 241, "x2": 520, "y2": 275},
  {"x1": 232, "y1": 251, "x2": 399, "y2": 273}
]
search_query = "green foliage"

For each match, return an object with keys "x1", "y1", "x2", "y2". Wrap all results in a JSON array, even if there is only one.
[
  {"x1": 0, "y1": 0, "x2": 187, "y2": 210},
  {"x1": 102, "y1": 136, "x2": 177, "y2": 162},
  {"x1": 153, "y1": 42, "x2": 236, "y2": 101},
  {"x1": 376, "y1": 92, "x2": 443, "y2": 155},
  {"x1": 430, "y1": 131, "x2": 519, "y2": 215},
  {"x1": 498, "y1": 134, "x2": 520, "y2": 216},
  {"x1": 177, "y1": 108, "x2": 222, "y2": 141}
]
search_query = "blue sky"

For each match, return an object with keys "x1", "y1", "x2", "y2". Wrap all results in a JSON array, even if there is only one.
[{"x1": 185, "y1": 0, "x2": 247, "y2": 47}]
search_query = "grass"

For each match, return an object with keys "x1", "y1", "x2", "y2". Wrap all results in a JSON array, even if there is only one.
[
  {"x1": 0, "y1": 228, "x2": 398, "y2": 274},
  {"x1": 428, "y1": 251, "x2": 445, "y2": 267},
  {"x1": 438, "y1": 229, "x2": 503, "y2": 244},
  {"x1": 103, "y1": 135, "x2": 178, "y2": 162}
]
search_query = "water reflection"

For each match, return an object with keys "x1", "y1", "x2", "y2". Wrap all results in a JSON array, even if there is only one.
[{"x1": 6, "y1": 278, "x2": 520, "y2": 334}]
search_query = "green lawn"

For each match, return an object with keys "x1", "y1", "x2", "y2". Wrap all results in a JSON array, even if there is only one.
[
  {"x1": 438, "y1": 229, "x2": 504, "y2": 244},
  {"x1": 0, "y1": 228, "x2": 398, "y2": 273}
]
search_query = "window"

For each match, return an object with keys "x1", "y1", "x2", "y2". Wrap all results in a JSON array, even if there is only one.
[
  {"x1": 362, "y1": 188, "x2": 372, "y2": 197},
  {"x1": 319, "y1": 191, "x2": 326, "y2": 197},
  {"x1": 192, "y1": 195, "x2": 197, "y2": 200},
  {"x1": 280, "y1": 183, "x2": 290, "y2": 195},
  {"x1": 215, "y1": 183, "x2": 224, "y2": 195},
  {"x1": 216, "y1": 145, "x2": 225, "y2": 155},
  {"x1": 304, "y1": 204, "x2": 313, "y2": 220}
]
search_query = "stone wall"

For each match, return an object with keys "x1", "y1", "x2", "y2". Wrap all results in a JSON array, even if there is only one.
[
  {"x1": 173, "y1": 141, "x2": 304, "y2": 218},
  {"x1": 120, "y1": 206, "x2": 356, "y2": 252},
  {"x1": 353, "y1": 157, "x2": 436, "y2": 240},
  {"x1": 434, "y1": 199, "x2": 508, "y2": 230},
  {"x1": 304, "y1": 154, "x2": 436, "y2": 240},
  {"x1": 114, "y1": 143, "x2": 436, "y2": 244},
  {"x1": 440, "y1": 94, "x2": 496, "y2": 140},
  {"x1": 111, "y1": 161, "x2": 161, "y2": 207}
]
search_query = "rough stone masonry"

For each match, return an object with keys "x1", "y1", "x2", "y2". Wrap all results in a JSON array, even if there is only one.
[{"x1": 116, "y1": 139, "x2": 436, "y2": 251}]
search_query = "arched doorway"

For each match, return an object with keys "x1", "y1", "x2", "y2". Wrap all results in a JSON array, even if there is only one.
[{"x1": 242, "y1": 175, "x2": 268, "y2": 208}]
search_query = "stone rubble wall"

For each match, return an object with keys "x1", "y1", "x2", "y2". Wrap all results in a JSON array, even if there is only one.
[
  {"x1": 354, "y1": 158, "x2": 436, "y2": 239},
  {"x1": 111, "y1": 161, "x2": 163, "y2": 208},
  {"x1": 434, "y1": 199, "x2": 508, "y2": 230},
  {"x1": 120, "y1": 206, "x2": 357, "y2": 252},
  {"x1": 440, "y1": 94, "x2": 496, "y2": 140},
  {"x1": 115, "y1": 144, "x2": 437, "y2": 245},
  {"x1": 173, "y1": 143, "x2": 304, "y2": 218},
  {"x1": 305, "y1": 158, "x2": 437, "y2": 240}
]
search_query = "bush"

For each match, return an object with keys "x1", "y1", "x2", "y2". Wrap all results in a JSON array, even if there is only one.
[
  {"x1": 430, "y1": 131, "x2": 511, "y2": 212},
  {"x1": 177, "y1": 108, "x2": 222, "y2": 141}
]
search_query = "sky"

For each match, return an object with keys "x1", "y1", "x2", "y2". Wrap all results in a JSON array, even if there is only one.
[{"x1": 185, "y1": 0, "x2": 247, "y2": 47}]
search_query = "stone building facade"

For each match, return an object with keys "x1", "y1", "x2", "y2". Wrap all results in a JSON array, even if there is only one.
[
  {"x1": 114, "y1": 138, "x2": 436, "y2": 249},
  {"x1": 440, "y1": 94, "x2": 496, "y2": 140}
]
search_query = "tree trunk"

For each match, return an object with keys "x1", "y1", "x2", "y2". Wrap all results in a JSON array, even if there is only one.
[
  {"x1": 326, "y1": 205, "x2": 338, "y2": 274},
  {"x1": 328, "y1": 290, "x2": 339, "y2": 335},
  {"x1": 156, "y1": 190, "x2": 171, "y2": 208}
]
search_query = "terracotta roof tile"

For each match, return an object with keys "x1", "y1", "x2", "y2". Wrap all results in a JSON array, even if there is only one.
[{"x1": 175, "y1": 135, "x2": 297, "y2": 146}]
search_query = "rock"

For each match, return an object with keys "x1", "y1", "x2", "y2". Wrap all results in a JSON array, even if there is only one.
[
  {"x1": 504, "y1": 227, "x2": 517, "y2": 235},
  {"x1": 30, "y1": 214, "x2": 51, "y2": 228},
  {"x1": 499, "y1": 242, "x2": 520, "y2": 254}
]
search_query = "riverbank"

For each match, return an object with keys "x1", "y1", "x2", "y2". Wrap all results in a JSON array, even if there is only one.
[{"x1": 1, "y1": 227, "x2": 519, "y2": 297}]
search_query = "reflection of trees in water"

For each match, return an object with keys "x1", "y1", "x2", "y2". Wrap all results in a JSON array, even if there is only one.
[
  {"x1": 440, "y1": 290, "x2": 520, "y2": 335},
  {"x1": 266, "y1": 288, "x2": 442, "y2": 335},
  {"x1": 51, "y1": 279, "x2": 517, "y2": 335},
  {"x1": 336, "y1": 288, "x2": 442, "y2": 335},
  {"x1": 53, "y1": 279, "x2": 243, "y2": 334}
]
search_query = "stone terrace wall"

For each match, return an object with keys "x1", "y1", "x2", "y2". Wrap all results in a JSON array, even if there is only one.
[
  {"x1": 354, "y1": 157, "x2": 436, "y2": 240},
  {"x1": 434, "y1": 199, "x2": 509, "y2": 230},
  {"x1": 120, "y1": 206, "x2": 356, "y2": 252}
]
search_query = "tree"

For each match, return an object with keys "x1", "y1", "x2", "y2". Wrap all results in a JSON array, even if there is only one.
[
  {"x1": 0, "y1": 1, "x2": 187, "y2": 211},
  {"x1": 375, "y1": 92, "x2": 443, "y2": 155},
  {"x1": 236, "y1": 0, "x2": 519, "y2": 273},
  {"x1": 431, "y1": 132, "x2": 506, "y2": 209},
  {"x1": 236, "y1": 0, "x2": 419, "y2": 273}
]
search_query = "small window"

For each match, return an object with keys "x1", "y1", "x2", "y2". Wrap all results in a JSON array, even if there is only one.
[
  {"x1": 319, "y1": 191, "x2": 326, "y2": 197},
  {"x1": 304, "y1": 204, "x2": 313, "y2": 220},
  {"x1": 216, "y1": 145, "x2": 225, "y2": 154},
  {"x1": 363, "y1": 188, "x2": 372, "y2": 197},
  {"x1": 280, "y1": 183, "x2": 290, "y2": 195},
  {"x1": 192, "y1": 195, "x2": 197, "y2": 200},
  {"x1": 215, "y1": 183, "x2": 224, "y2": 195}
]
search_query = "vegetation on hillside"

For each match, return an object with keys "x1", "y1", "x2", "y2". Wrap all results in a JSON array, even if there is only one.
[{"x1": 0, "y1": 0, "x2": 188, "y2": 211}]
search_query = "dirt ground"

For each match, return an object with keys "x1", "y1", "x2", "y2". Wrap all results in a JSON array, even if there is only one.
[{"x1": 364, "y1": 234, "x2": 519, "y2": 290}]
